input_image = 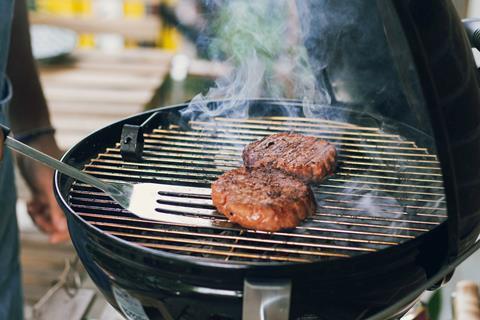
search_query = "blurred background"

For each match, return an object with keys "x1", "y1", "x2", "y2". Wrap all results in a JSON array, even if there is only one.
[
  {"x1": 29, "y1": 0, "x2": 177, "y2": 50},
  {"x1": 16, "y1": 1, "x2": 480, "y2": 319}
]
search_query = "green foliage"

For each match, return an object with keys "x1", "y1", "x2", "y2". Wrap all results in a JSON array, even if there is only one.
[
  {"x1": 427, "y1": 289, "x2": 442, "y2": 320},
  {"x1": 210, "y1": 1, "x2": 288, "y2": 64}
]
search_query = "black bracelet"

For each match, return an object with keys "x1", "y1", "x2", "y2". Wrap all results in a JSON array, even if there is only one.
[{"x1": 15, "y1": 127, "x2": 56, "y2": 144}]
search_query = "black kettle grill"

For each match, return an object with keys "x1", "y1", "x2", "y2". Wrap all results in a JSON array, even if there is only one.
[{"x1": 54, "y1": 0, "x2": 480, "y2": 319}]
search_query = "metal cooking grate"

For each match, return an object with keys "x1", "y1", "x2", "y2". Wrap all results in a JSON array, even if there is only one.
[{"x1": 68, "y1": 116, "x2": 447, "y2": 263}]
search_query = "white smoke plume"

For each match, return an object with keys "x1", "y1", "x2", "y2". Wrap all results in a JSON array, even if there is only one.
[{"x1": 180, "y1": 0, "x2": 328, "y2": 122}]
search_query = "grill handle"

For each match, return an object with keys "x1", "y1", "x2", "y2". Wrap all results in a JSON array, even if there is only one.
[
  {"x1": 463, "y1": 19, "x2": 480, "y2": 51},
  {"x1": 0, "y1": 124, "x2": 121, "y2": 197},
  {"x1": 242, "y1": 278, "x2": 291, "y2": 320}
]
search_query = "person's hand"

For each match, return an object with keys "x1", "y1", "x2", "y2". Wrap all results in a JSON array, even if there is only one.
[{"x1": 17, "y1": 134, "x2": 69, "y2": 243}]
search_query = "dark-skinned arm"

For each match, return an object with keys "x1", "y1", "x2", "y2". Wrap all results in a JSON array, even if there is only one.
[{"x1": 6, "y1": 0, "x2": 68, "y2": 243}]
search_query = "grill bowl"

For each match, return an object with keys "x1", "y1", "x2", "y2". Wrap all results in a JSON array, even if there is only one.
[{"x1": 55, "y1": 99, "x2": 450, "y2": 319}]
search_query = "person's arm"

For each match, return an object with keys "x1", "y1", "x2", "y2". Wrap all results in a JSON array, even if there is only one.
[
  {"x1": 7, "y1": 0, "x2": 51, "y2": 132},
  {"x1": 6, "y1": 0, "x2": 68, "y2": 243}
]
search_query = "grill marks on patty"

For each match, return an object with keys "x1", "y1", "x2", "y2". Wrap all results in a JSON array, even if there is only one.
[
  {"x1": 211, "y1": 167, "x2": 316, "y2": 232},
  {"x1": 243, "y1": 133, "x2": 337, "y2": 183},
  {"x1": 211, "y1": 133, "x2": 337, "y2": 231}
]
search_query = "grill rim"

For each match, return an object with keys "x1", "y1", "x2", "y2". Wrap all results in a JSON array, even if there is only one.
[{"x1": 54, "y1": 99, "x2": 449, "y2": 269}]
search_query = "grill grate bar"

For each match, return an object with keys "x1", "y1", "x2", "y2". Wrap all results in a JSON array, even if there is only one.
[
  {"x1": 310, "y1": 218, "x2": 428, "y2": 232},
  {"x1": 141, "y1": 135, "x2": 440, "y2": 161},
  {"x1": 328, "y1": 178, "x2": 443, "y2": 190},
  {"x1": 213, "y1": 117, "x2": 381, "y2": 131},
  {"x1": 335, "y1": 172, "x2": 443, "y2": 184},
  {"x1": 69, "y1": 189, "x2": 434, "y2": 232},
  {"x1": 318, "y1": 184, "x2": 444, "y2": 197},
  {"x1": 314, "y1": 212, "x2": 441, "y2": 226},
  {"x1": 337, "y1": 160, "x2": 440, "y2": 171},
  {"x1": 136, "y1": 241, "x2": 312, "y2": 263},
  {"x1": 73, "y1": 195, "x2": 216, "y2": 216},
  {"x1": 189, "y1": 126, "x2": 424, "y2": 147},
  {"x1": 339, "y1": 165, "x2": 442, "y2": 177},
  {"x1": 155, "y1": 128, "x2": 416, "y2": 145},
  {"x1": 87, "y1": 154, "x2": 443, "y2": 189},
  {"x1": 70, "y1": 196, "x2": 415, "y2": 239},
  {"x1": 104, "y1": 147, "x2": 441, "y2": 170},
  {"x1": 159, "y1": 127, "x2": 420, "y2": 150},
  {"x1": 90, "y1": 158, "x2": 226, "y2": 173},
  {"x1": 189, "y1": 121, "x2": 402, "y2": 138},
  {"x1": 295, "y1": 226, "x2": 414, "y2": 239},
  {"x1": 85, "y1": 164, "x2": 219, "y2": 179},
  {"x1": 86, "y1": 221, "x2": 376, "y2": 252},
  {"x1": 145, "y1": 138, "x2": 244, "y2": 151},
  {"x1": 319, "y1": 201, "x2": 446, "y2": 216},
  {"x1": 77, "y1": 212, "x2": 398, "y2": 247},
  {"x1": 83, "y1": 169, "x2": 212, "y2": 184},
  {"x1": 215, "y1": 116, "x2": 376, "y2": 128},
  {"x1": 318, "y1": 191, "x2": 445, "y2": 205},
  {"x1": 107, "y1": 230, "x2": 351, "y2": 258},
  {"x1": 70, "y1": 187, "x2": 446, "y2": 217},
  {"x1": 98, "y1": 153, "x2": 236, "y2": 168},
  {"x1": 143, "y1": 137, "x2": 437, "y2": 159},
  {"x1": 85, "y1": 161, "x2": 443, "y2": 190},
  {"x1": 81, "y1": 168, "x2": 446, "y2": 199},
  {"x1": 72, "y1": 189, "x2": 213, "y2": 205},
  {"x1": 186, "y1": 126, "x2": 415, "y2": 146},
  {"x1": 96, "y1": 152, "x2": 442, "y2": 176},
  {"x1": 138, "y1": 144, "x2": 441, "y2": 165},
  {"x1": 145, "y1": 132, "x2": 429, "y2": 151},
  {"x1": 317, "y1": 204, "x2": 435, "y2": 218},
  {"x1": 105, "y1": 148, "x2": 242, "y2": 163}
]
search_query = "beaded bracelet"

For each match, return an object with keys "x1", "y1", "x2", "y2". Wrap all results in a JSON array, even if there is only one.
[{"x1": 15, "y1": 127, "x2": 56, "y2": 144}]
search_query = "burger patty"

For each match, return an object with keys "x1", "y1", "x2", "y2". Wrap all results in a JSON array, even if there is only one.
[
  {"x1": 211, "y1": 167, "x2": 316, "y2": 232},
  {"x1": 243, "y1": 133, "x2": 337, "y2": 183}
]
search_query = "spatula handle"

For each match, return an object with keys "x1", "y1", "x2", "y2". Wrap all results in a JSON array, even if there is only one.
[{"x1": 0, "y1": 123, "x2": 114, "y2": 194}]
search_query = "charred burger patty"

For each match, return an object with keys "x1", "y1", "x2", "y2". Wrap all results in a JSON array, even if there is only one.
[
  {"x1": 211, "y1": 167, "x2": 316, "y2": 232},
  {"x1": 243, "y1": 132, "x2": 337, "y2": 183}
]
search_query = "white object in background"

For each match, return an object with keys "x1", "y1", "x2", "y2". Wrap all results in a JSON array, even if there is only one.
[
  {"x1": 30, "y1": 25, "x2": 77, "y2": 61},
  {"x1": 170, "y1": 54, "x2": 191, "y2": 81},
  {"x1": 95, "y1": 34, "x2": 125, "y2": 52},
  {"x1": 453, "y1": 281, "x2": 480, "y2": 320},
  {"x1": 468, "y1": 0, "x2": 480, "y2": 18},
  {"x1": 112, "y1": 286, "x2": 150, "y2": 320},
  {"x1": 92, "y1": 0, "x2": 123, "y2": 19},
  {"x1": 473, "y1": 49, "x2": 480, "y2": 67},
  {"x1": 92, "y1": 0, "x2": 124, "y2": 52}
]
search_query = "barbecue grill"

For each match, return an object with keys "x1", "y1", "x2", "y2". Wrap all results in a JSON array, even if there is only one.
[
  {"x1": 54, "y1": 0, "x2": 480, "y2": 319},
  {"x1": 54, "y1": 100, "x2": 448, "y2": 320},
  {"x1": 70, "y1": 103, "x2": 446, "y2": 261}
]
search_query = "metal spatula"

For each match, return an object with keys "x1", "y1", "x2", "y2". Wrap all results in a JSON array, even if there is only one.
[{"x1": 0, "y1": 125, "x2": 220, "y2": 227}]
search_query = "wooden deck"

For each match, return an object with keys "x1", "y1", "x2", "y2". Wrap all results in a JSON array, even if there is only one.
[{"x1": 40, "y1": 48, "x2": 171, "y2": 149}]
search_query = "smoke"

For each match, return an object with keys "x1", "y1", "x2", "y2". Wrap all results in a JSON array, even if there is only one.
[
  {"x1": 180, "y1": 0, "x2": 436, "y2": 131},
  {"x1": 180, "y1": 52, "x2": 264, "y2": 122},
  {"x1": 180, "y1": 0, "x2": 328, "y2": 123}
]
